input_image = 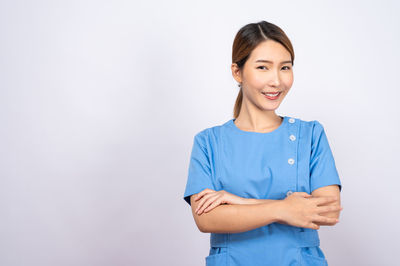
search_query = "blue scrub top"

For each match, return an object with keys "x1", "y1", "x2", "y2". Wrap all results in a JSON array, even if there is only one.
[{"x1": 183, "y1": 115, "x2": 342, "y2": 266}]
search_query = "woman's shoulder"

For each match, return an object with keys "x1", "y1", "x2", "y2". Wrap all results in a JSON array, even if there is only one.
[
  {"x1": 191, "y1": 119, "x2": 229, "y2": 144},
  {"x1": 289, "y1": 115, "x2": 325, "y2": 129},
  {"x1": 290, "y1": 116, "x2": 331, "y2": 143}
]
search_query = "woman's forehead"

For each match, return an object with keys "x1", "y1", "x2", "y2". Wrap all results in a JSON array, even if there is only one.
[{"x1": 249, "y1": 41, "x2": 291, "y2": 62}]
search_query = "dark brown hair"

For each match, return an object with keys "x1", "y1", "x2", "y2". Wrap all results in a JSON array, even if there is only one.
[{"x1": 232, "y1": 21, "x2": 295, "y2": 118}]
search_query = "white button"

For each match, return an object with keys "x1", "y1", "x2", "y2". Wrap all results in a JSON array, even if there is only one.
[
  {"x1": 286, "y1": 190, "x2": 293, "y2": 196},
  {"x1": 288, "y1": 118, "x2": 295, "y2": 123},
  {"x1": 289, "y1": 134, "x2": 296, "y2": 141},
  {"x1": 288, "y1": 158, "x2": 295, "y2": 165}
]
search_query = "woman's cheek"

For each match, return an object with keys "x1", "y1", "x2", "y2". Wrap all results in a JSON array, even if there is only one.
[{"x1": 250, "y1": 75, "x2": 266, "y2": 88}]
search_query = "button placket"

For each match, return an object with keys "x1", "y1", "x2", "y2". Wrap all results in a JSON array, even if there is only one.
[
  {"x1": 287, "y1": 118, "x2": 296, "y2": 166},
  {"x1": 286, "y1": 117, "x2": 298, "y2": 197}
]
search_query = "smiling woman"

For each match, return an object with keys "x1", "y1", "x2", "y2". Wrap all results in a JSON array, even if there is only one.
[
  {"x1": 183, "y1": 20, "x2": 342, "y2": 266},
  {"x1": 231, "y1": 23, "x2": 295, "y2": 122}
]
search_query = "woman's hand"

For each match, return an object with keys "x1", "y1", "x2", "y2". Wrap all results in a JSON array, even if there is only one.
[
  {"x1": 276, "y1": 192, "x2": 343, "y2": 230},
  {"x1": 194, "y1": 188, "x2": 246, "y2": 215}
]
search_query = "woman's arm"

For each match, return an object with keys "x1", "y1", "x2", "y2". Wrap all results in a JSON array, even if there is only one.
[
  {"x1": 190, "y1": 192, "x2": 340, "y2": 233},
  {"x1": 190, "y1": 194, "x2": 281, "y2": 233},
  {"x1": 241, "y1": 198, "x2": 276, "y2": 204},
  {"x1": 241, "y1": 186, "x2": 342, "y2": 226},
  {"x1": 310, "y1": 185, "x2": 341, "y2": 225}
]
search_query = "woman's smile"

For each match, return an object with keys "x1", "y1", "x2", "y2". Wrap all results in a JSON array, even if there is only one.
[{"x1": 261, "y1": 91, "x2": 282, "y2": 100}]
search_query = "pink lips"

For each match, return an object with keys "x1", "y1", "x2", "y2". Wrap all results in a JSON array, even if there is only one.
[{"x1": 262, "y1": 92, "x2": 281, "y2": 100}]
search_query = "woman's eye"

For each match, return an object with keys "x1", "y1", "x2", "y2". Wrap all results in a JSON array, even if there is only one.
[{"x1": 257, "y1": 66, "x2": 291, "y2": 70}]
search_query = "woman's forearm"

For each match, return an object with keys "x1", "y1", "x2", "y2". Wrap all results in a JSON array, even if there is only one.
[
  {"x1": 240, "y1": 197, "x2": 338, "y2": 226},
  {"x1": 241, "y1": 198, "x2": 276, "y2": 205},
  {"x1": 195, "y1": 200, "x2": 282, "y2": 234}
]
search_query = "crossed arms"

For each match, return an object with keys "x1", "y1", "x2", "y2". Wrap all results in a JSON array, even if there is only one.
[{"x1": 189, "y1": 185, "x2": 342, "y2": 234}]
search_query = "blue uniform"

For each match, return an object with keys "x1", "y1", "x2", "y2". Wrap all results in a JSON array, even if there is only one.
[{"x1": 183, "y1": 115, "x2": 342, "y2": 266}]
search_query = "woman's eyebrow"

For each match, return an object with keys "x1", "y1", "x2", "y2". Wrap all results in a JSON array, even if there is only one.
[{"x1": 255, "y1": 59, "x2": 292, "y2": 64}]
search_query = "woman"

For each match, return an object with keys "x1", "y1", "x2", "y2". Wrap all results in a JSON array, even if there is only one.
[{"x1": 183, "y1": 20, "x2": 343, "y2": 266}]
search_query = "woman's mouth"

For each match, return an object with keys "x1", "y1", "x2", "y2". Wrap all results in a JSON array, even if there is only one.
[{"x1": 262, "y1": 91, "x2": 281, "y2": 100}]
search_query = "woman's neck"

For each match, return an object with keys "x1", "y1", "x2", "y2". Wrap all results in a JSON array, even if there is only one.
[{"x1": 234, "y1": 110, "x2": 282, "y2": 133}]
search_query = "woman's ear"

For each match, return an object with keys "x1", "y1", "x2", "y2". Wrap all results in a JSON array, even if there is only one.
[{"x1": 231, "y1": 63, "x2": 242, "y2": 84}]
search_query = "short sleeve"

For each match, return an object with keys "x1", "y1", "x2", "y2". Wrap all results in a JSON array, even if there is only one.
[
  {"x1": 183, "y1": 131, "x2": 216, "y2": 206},
  {"x1": 310, "y1": 121, "x2": 342, "y2": 193}
]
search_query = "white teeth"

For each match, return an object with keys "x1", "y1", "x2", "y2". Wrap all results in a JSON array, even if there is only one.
[{"x1": 263, "y1": 92, "x2": 280, "y2": 96}]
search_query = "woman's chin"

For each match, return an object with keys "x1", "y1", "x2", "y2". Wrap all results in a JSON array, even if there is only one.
[{"x1": 259, "y1": 100, "x2": 281, "y2": 110}]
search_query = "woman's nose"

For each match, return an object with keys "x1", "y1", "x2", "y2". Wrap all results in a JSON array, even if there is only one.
[{"x1": 268, "y1": 72, "x2": 281, "y2": 87}]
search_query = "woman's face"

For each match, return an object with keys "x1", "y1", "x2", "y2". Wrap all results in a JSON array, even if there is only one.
[{"x1": 234, "y1": 40, "x2": 294, "y2": 111}]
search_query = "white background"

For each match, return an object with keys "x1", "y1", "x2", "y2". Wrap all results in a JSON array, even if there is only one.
[{"x1": 1, "y1": 0, "x2": 399, "y2": 265}]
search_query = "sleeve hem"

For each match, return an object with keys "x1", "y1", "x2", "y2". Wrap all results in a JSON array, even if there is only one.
[{"x1": 310, "y1": 183, "x2": 342, "y2": 194}]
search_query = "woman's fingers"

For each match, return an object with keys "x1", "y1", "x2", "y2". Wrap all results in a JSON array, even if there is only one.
[
  {"x1": 203, "y1": 199, "x2": 222, "y2": 213},
  {"x1": 313, "y1": 214, "x2": 339, "y2": 224},
  {"x1": 317, "y1": 205, "x2": 343, "y2": 214},
  {"x1": 312, "y1": 196, "x2": 338, "y2": 206},
  {"x1": 307, "y1": 222, "x2": 320, "y2": 230},
  {"x1": 194, "y1": 188, "x2": 215, "y2": 201},
  {"x1": 195, "y1": 192, "x2": 214, "y2": 213},
  {"x1": 196, "y1": 194, "x2": 219, "y2": 215}
]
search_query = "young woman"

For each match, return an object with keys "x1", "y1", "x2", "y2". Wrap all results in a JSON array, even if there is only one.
[{"x1": 183, "y1": 20, "x2": 343, "y2": 266}]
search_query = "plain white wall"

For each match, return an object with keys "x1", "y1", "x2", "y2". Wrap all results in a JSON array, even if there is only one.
[{"x1": 0, "y1": 0, "x2": 399, "y2": 265}]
